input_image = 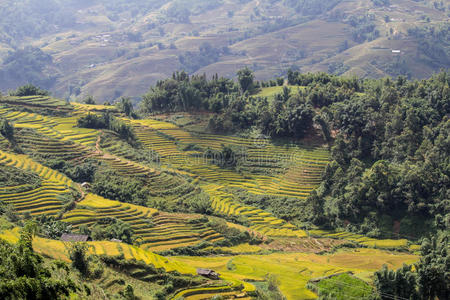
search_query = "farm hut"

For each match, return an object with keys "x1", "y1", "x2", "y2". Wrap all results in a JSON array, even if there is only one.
[
  {"x1": 197, "y1": 268, "x2": 220, "y2": 280},
  {"x1": 60, "y1": 234, "x2": 91, "y2": 242},
  {"x1": 111, "y1": 238, "x2": 122, "y2": 243},
  {"x1": 81, "y1": 182, "x2": 91, "y2": 190}
]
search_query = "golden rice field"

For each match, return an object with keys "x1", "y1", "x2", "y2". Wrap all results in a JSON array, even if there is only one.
[
  {"x1": 0, "y1": 227, "x2": 252, "y2": 299},
  {"x1": 2, "y1": 225, "x2": 415, "y2": 300},
  {"x1": 64, "y1": 194, "x2": 225, "y2": 252},
  {"x1": 172, "y1": 249, "x2": 418, "y2": 300},
  {"x1": 0, "y1": 98, "x2": 421, "y2": 299}
]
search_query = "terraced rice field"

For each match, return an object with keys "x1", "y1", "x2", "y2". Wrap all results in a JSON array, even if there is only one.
[
  {"x1": 0, "y1": 150, "x2": 76, "y2": 189},
  {"x1": 0, "y1": 227, "x2": 196, "y2": 273},
  {"x1": 0, "y1": 108, "x2": 98, "y2": 147},
  {"x1": 0, "y1": 149, "x2": 78, "y2": 216},
  {"x1": 172, "y1": 249, "x2": 418, "y2": 300},
  {"x1": 0, "y1": 225, "x2": 418, "y2": 300},
  {"x1": 310, "y1": 230, "x2": 409, "y2": 249},
  {"x1": 126, "y1": 117, "x2": 328, "y2": 237},
  {"x1": 0, "y1": 99, "x2": 422, "y2": 299},
  {"x1": 0, "y1": 180, "x2": 71, "y2": 216},
  {"x1": 63, "y1": 194, "x2": 224, "y2": 252},
  {"x1": 204, "y1": 184, "x2": 307, "y2": 238},
  {"x1": 0, "y1": 95, "x2": 73, "y2": 111}
]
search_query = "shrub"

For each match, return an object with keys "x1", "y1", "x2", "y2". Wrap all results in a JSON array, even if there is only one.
[
  {"x1": 10, "y1": 84, "x2": 49, "y2": 96},
  {"x1": 69, "y1": 243, "x2": 90, "y2": 276}
]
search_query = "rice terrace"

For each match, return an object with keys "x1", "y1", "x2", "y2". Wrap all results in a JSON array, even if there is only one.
[{"x1": 0, "y1": 0, "x2": 449, "y2": 299}]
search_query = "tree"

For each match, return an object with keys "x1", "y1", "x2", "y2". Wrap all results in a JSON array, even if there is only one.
[
  {"x1": 83, "y1": 95, "x2": 96, "y2": 105},
  {"x1": 0, "y1": 221, "x2": 76, "y2": 299},
  {"x1": 0, "y1": 119, "x2": 14, "y2": 140},
  {"x1": 121, "y1": 285, "x2": 136, "y2": 300},
  {"x1": 374, "y1": 264, "x2": 418, "y2": 299},
  {"x1": 10, "y1": 84, "x2": 49, "y2": 96},
  {"x1": 116, "y1": 97, "x2": 134, "y2": 117},
  {"x1": 374, "y1": 232, "x2": 449, "y2": 300},
  {"x1": 237, "y1": 67, "x2": 255, "y2": 94},
  {"x1": 416, "y1": 235, "x2": 449, "y2": 299},
  {"x1": 68, "y1": 243, "x2": 90, "y2": 276}
]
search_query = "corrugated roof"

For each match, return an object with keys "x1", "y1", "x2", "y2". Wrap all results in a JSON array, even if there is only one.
[{"x1": 60, "y1": 234, "x2": 90, "y2": 242}]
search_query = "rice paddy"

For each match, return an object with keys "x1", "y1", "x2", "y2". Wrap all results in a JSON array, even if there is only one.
[
  {"x1": 172, "y1": 248, "x2": 418, "y2": 300},
  {"x1": 0, "y1": 97, "x2": 420, "y2": 299}
]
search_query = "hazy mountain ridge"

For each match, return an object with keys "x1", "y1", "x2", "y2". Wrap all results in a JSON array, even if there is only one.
[{"x1": 0, "y1": 0, "x2": 448, "y2": 101}]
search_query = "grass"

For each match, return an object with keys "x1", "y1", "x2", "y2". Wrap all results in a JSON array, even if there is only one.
[{"x1": 311, "y1": 273, "x2": 373, "y2": 299}]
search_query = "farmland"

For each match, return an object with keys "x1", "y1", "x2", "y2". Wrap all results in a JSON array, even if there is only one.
[{"x1": 0, "y1": 93, "x2": 435, "y2": 299}]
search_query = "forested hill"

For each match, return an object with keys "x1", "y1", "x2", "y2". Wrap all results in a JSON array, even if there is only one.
[
  {"x1": 0, "y1": 70, "x2": 448, "y2": 299},
  {"x1": 141, "y1": 70, "x2": 450, "y2": 239},
  {"x1": 0, "y1": 0, "x2": 449, "y2": 101}
]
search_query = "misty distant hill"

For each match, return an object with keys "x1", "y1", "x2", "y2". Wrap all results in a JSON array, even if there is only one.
[{"x1": 0, "y1": 0, "x2": 448, "y2": 101}]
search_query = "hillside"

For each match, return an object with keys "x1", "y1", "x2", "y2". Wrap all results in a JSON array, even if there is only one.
[
  {"x1": 0, "y1": 69, "x2": 448, "y2": 299},
  {"x1": 0, "y1": 0, "x2": 449, "y2": 101}
]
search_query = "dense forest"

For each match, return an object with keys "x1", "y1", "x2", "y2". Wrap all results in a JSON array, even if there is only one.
[{"x1": 141, "y1": 69, "x2": 450, "y2": 238}]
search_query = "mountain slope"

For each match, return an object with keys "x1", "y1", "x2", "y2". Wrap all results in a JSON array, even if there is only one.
[{"x1": 0, "y1": 0, "x2": 448, "y2": 101}]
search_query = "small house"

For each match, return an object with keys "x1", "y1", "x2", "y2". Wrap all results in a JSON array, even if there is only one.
[
  {"x1": 60, "y1": 234, "x2": 91, "y2": 242},
  {"x1": 197, "y1": 268, "x2": 220, "y2": 280},
  {"x1": 81, "y1": 182, "x2": 91, "y2": 191}
]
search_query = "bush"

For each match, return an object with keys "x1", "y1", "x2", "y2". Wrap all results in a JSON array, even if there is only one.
[
  {"x1": 69, "y1": 243, "x2": 90, "y2": 276},
  {"x1": 10, "y1": 84, "x2": 49, "y2": 96},
  {"x1": 0, "y1": 119, "x2": 14, "y2": 140},
  {"x1": 77, "y1": 112, "x2": 136, "y2": 144}
]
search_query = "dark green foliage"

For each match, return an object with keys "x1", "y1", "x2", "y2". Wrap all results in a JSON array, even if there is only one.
[
  {"x1": 116, "y1": 97, "x2": 135, "y2": 117},
  {"x1": 374, "y1": 232, "x2": 449, "y2": 300},
  {"x1": 141, "y1": 71, "x2": 236, "y2": 113},
  {"x1": 89, "y1": 218, "x2": 135, "y2": 244},
  {"x1": 255, "y1": 274, "x2": 286, "y2": 300},
  {"x1": 46, "y1": 159, "x2": 99, "y2": 183},
  {"x1": 120, "y1": 285, "x2": 136, "y2": 300},
  {"x1": 234, "y1": 189, "x2": 307, "y2": 223},
  {"x1": 207, "y1": 218, "x2": 261, "y2": 246},
  {"x1": 77, "y1": 112, "x2": 136, "y2": 143},
  {"x1": 374, "y1": 264, "x2": 418, "y2": 300},
  {"x1": 0, "y1": 222, "x2": 76, "y2": 299},
  {"x1": 237, "y1": 67, "x2": 255, "y2": 94},
  {"x1": 305, "y1": 72, "x2": 450, "y2": 237},
  {"x1": 68, "y1": 243, "x2": 90, "y2": 276},
  {"x1": 205, "y1": 145, "x2": 240, "y2": 168},
  {"x1": 83, "y1": 95, "x2": 96, "y2": 105},
  {"x1": 92, "y1": 168, "x2": 150, "y2": 206},
  {"x1": 36, "y1": 216, "x2": 72, "y2": 240},
  {"x1": 10, "y1": 83, "x2": 50, "y2": 97},
  {"x1": 416, "y1": 234, "x2": 449, "y2": 299},
  {"x1": 76, "y1": 113, "x2": 110, "y2": 129},
  {"x1": 0, "y1": 119, "x2": 14, "y2": 140}
]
